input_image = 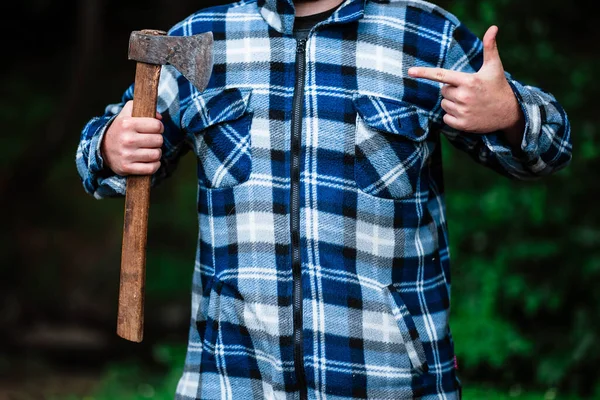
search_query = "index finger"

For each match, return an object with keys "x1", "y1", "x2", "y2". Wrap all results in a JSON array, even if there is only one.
[{"x1": 408, "y1": 67, "x2": 468, "y2": 86}]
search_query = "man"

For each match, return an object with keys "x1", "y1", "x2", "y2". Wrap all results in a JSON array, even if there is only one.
[{"x1": 76, "y1": 0, "x2": 572, "y2": 398}]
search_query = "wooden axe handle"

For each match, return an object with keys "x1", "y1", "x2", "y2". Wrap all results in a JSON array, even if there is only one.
[{"x1": 117, "y1": 40, "x2": 163, "y2": 342}]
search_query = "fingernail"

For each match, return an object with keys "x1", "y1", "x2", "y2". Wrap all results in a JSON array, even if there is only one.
[{"x1": 408, "y1": 67, "x2": 417, "y2": 75}]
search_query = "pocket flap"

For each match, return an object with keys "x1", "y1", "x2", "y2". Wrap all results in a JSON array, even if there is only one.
[
  {"x1": 183, "y1": 88, "x2": 252, "y2": 133},
  {"x1": 353, "y1": 94, "x2": 430, "y2": 142}
]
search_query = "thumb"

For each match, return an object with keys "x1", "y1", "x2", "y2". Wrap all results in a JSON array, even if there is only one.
[
  {"x1": 119, "y1": 100, "x2": 134, "y2": 118},
  {"x1": 482, "y1": 25, "x2": 502, "y2": 67}
]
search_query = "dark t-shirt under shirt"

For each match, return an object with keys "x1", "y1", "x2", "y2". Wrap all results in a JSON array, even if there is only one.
[{"x1": 293, "y1": 6, "x2": 338, "y2": 40}]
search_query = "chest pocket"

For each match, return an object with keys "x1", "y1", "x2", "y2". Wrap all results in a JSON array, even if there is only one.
[
  {"x1": 353, "y1": 94, "x2": 432, "y2": 200},
  {"x1": 182, "y1": 88, "x2": 253, "y2": 189}
]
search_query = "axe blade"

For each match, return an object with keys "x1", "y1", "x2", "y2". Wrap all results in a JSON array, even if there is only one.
[{"x1": 128, "y1": 31, "x2": 214, "y2": 92}]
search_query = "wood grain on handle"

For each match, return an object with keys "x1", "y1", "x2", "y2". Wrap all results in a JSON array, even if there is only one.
[{"x1": 117, "y1": 59, "x2": 163, "y2": 343}]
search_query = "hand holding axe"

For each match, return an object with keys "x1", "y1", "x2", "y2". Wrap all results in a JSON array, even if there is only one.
[{"x1": 117, "y1": 29, "x2": 213, "y2": 342}]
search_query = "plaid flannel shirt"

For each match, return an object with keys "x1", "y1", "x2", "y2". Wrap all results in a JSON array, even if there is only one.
[{"x1": 76, "y1": 0, "x2": 572, "y2": 398}]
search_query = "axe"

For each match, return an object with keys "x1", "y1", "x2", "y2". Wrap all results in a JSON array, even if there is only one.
[{"x1": 117, "y1": 29, "x2": 213, "y2": 342}]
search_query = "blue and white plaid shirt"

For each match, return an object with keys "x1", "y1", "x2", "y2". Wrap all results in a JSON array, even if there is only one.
[{"x1": 76, "y1": 0, "x2": 572, "y2": 398}]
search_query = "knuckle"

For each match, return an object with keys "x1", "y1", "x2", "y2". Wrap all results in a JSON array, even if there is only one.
[
  {"x1": 141, "y1": 163, "x2": 160, "y2": 175},
  {"x1": 116, "y1": 163, "x2": 130, "y2": 176},
  {"x1": 120, "y1": 118, "x2": 130, "y2": 130},
  {"x1": 135, "y1": 165, "x2": 149, "y2": 175},
  {"x1": 149, "y1": 134, "x2": 164, "y2": 148},
  {"x1": 456, "y1": 91, "x2": 470, "y2": 104},
  {"x1": 466, "y1": 75, "x2": 478, "y2": 88},
  {"x1": 124, "y1": 164, "x2": 139, "y2": 175},
  {"x1": 120, "y1": 149, "x2": 133, "y2": 161},
  {"x1": 121, "y1": 133, "x2": 136, "y2": 147},
  {"x1": 444, "y1": 115, "x2": 465, "y2": 131},
  {"x1": 455, "y1": 120, "x2": 468, "y2": 131},
  {"x1": 135, "y1": 165, "x2": 147, "y2": 175},
  {"x1": 442, "y1": 85, "x2": 451, "y2": 97},
  {"x1": 443, "y1": 114, "x2": 454, "y2": 126}
]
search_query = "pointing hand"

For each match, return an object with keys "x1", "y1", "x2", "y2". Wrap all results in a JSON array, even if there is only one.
[{"x1": 408, "y1": 26, "x2": 523, "y2": 135}]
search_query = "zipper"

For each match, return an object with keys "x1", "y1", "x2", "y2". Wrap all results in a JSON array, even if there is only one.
[{"x1": 291, "y1": 37, "x2": 308, "y2": 400}]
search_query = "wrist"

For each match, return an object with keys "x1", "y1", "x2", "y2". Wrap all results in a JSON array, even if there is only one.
[
  {"x1": 99, "y1": 121, "x2": 117, "y2": 174},
  {"x1": 500, "y1": 90, "x2": 526, "y2": 150},
  {"x1": 501, "y1": 113, "x2": 525, "y2": 151}
]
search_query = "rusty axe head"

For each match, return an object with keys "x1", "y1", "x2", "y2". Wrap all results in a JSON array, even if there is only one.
[{"x1": 128, "y1": 29, "x2": 214, "y2": 92}]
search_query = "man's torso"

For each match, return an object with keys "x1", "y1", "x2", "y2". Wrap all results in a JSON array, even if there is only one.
[{"x1": 172, "y1": 1, "x2": 461, "y2": 398}]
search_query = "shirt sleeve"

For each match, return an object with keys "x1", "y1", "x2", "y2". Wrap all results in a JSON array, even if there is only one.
[
  {"x1": 439, "y1": 22, "x2": 572, "y2": 180},
  {"x1": 76, "y1": 64, "x2": 192, "y2": 199}
]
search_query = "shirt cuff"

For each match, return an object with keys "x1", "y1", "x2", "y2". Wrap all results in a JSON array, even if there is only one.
[
  {"x1": 85, "y1": 115, "x2": 127, "y2": 198},
  {"x1": 481, "y1": 79, "x2": 540, "y2": 162},
  {"x1": 90, "y1": 115, "x2": 117, "y2": 175}
]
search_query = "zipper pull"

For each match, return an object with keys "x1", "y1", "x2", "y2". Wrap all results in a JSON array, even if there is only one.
[{"x1": 297, "y1": 39, "x2": 307, "y2": 53}]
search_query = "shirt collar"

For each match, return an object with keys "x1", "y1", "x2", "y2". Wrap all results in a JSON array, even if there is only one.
[{"x1": 257, "y1": 0, "x2": 367, "y2": 35}]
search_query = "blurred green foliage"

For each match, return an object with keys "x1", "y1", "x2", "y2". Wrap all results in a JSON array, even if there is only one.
[{"x1": 440, "y1": 0, "x2": 600, "y2": 396}]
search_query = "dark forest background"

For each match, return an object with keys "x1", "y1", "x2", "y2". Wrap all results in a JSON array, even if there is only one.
[{"x1": 1, "y1": 0, "x2": 598, "y2": 399}]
